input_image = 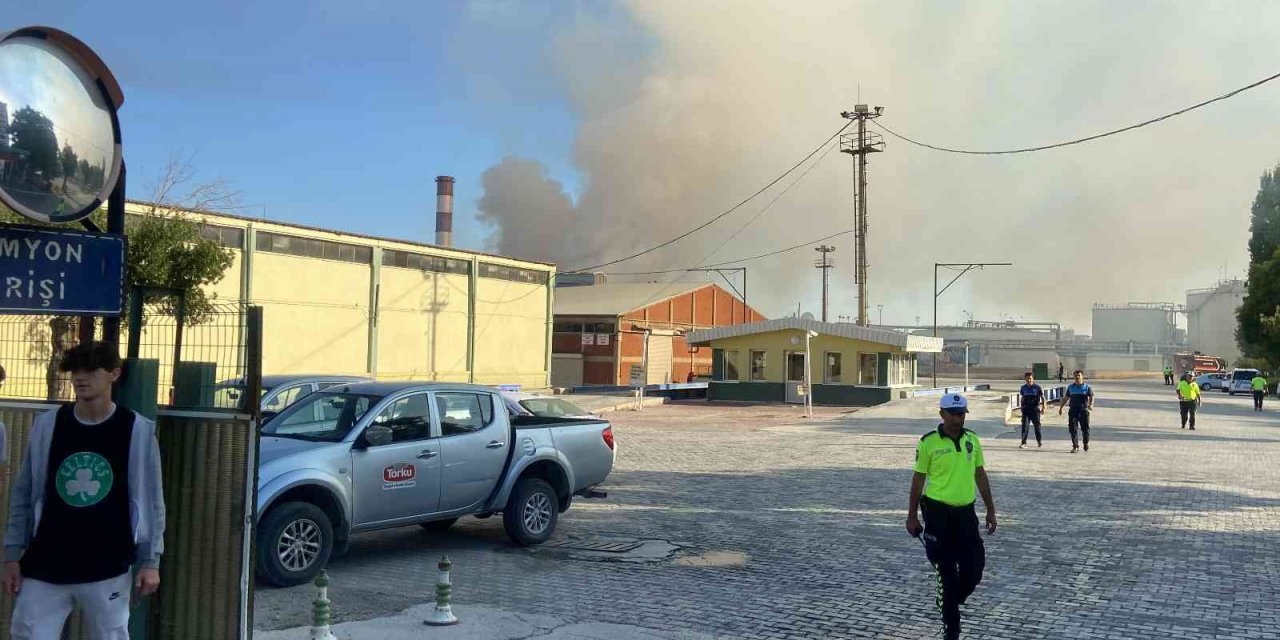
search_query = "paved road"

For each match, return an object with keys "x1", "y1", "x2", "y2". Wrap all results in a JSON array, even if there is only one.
[{"x1": 254, "y1": 380, "x2": 1280, "y2": 639}]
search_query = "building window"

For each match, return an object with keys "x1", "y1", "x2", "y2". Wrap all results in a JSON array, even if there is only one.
[
  {"x1": 198, "y1": 224, "x2": 244, "y2": 249},
  {"x1": 750, "y1": 350, "x2": 767, "y2": 381},
  {"x1": 859, "y1": 353, "x2": 878, "y2": 386},
  {"x1": 256, "y1": 231, "x2": 371, "y2": 264},
  {"x1": 382, "y1": 249, "x2": 470, "y2": 275},
  {"x1": 478, "y1": 262, "x2": 550, "y2": 284},
  {"x1": 824, "y1": 352, "x2": 842, "y2": 384},
  {"x1": 553, "y1": 322, "x2": 584, "y2": 333},
  {"x1": 723, "y1": 350, "x2": 739, "y2": 381}
]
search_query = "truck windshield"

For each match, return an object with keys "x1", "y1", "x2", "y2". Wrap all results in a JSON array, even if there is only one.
[
  {"x1": 1233, "y1": 370, "x2": 1257, "y2": 381},
  {"x1": 263, "y1": 391, "x2": 379, "y2": 442}
]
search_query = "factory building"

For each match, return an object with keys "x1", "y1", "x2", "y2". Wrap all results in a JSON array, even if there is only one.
[
  {"x1": 551, "y1": 282, "x2": 765, "y2": 387},
  {"x1": 1185, "y1": 279, "x2": 1246, "y2": 365}
]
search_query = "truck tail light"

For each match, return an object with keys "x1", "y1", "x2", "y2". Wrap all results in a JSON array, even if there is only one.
[{"x1": 602, "y1": 426, "x2": 615, "y2": 451}]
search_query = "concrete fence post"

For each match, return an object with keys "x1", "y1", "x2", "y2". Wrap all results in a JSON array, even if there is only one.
[
  {"x1": 310, "y1": 570, "x2": 337, "y2": 640},
  {"x1": 423, "y1": 555, "x2": 460, "y2": 626}
]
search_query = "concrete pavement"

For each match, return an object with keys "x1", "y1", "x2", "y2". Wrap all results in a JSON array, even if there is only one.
[{"x1": 256, "y1": 604, "x2": 717, "y2": 640}]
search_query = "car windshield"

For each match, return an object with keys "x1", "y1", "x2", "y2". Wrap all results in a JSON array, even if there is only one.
[
  {"x1": 262, "y1": 391, "x2": 379, "y2": 441},
  {"x1": 518, "y1": 397, "x2": 588, "y2": 417}
]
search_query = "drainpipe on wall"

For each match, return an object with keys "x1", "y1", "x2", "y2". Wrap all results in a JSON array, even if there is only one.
[
  {"x1": 368, "y1": 247, "x2": 382, "y2": 377},
  {"x1": 544, "y1": 272, "x2": 555, "y2": 389},
  {"x1": 467, "y1": 256, "x2": 478, "y2": 383}
]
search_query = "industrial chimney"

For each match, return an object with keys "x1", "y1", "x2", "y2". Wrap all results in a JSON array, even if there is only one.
[{"x1": 435, "y1": 176, "x2": 454, "y2": 247}]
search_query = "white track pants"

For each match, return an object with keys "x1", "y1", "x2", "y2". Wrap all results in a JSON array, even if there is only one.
[{"x1": 10, "y1": 573, "x2": 131, "y2": 640}]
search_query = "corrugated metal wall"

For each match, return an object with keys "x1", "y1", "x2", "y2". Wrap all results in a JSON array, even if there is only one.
[{"x1": 0, "y1": 403, "x2": 255, "y2": 640}]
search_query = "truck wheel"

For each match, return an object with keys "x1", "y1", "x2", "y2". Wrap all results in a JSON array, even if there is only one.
[
  {"x1": 419, "y1": 517, "x2": 459, "y2": 532},
  {"x1": 503, "y1": 478, "x2": 559, "y2": 546},
  {"x1": 256, "y1": 501, "x2": 333, "y2": 587}
]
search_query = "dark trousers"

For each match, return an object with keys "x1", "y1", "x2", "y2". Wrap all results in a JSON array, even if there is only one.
[
  {"x1": 1179, "y1": 400, "x2": 1197, "y2": 429},
  {"x1": 921, "y1": 497, "x2": 985, "y2": 638},
  {"x1": 1020, "y1": 409, "x2": 1042, "y2": 445},
  {"x1": 1254, "y1": 390, "x2": 1264, "y2": 410},
  {"x1": 1068, "y1": 407, "x2": 1090, "y2": 447}
]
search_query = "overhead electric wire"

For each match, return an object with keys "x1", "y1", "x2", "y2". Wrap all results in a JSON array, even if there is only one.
[
  {"x1": 625, "y1": 139, "x2": 839, "y2": 311},
  {"x1": 569, "y1": 119, "x2": 854, "y2": 272},
  {"x1": 872, "y1": 68, "x2": 1280, "y2": 155},
  {"x1": 602, "y1": 228, "x2": 853, "y2": 275}
]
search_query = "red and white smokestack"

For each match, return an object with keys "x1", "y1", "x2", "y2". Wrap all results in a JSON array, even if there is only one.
[{"x1": 435, "y1": 176, "x2": 454, "y2": 247}]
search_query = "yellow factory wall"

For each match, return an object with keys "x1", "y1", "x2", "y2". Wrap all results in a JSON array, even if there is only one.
[
  {"x1": 207, "y1": 249, "x2": 243, "y2": 304},
  {"x1": 472, "y1": 278, "x2": 549, "y2": 389},
  {"x1": 376, "y1": 267, "x2": 471, "y2": 381},
  {"x1": 252, "y1": 252, "x2": 371, "y2": 375},
  {"x1": 708, "y1": 331, "x2": 905, "y2": 383}
]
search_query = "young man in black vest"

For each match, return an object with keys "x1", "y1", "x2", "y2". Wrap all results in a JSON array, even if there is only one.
[{"x1": 3, "y1": 342, "x2": 165, "y2": 639}]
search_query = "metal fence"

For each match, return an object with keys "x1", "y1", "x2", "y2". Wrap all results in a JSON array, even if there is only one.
[{"x1": 0, "y1": 297, "x2": 250, "y2": 410}]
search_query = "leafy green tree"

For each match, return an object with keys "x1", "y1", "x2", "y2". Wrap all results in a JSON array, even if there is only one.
[
  {"x1": 8, "y1": 106, "x2": 60, "y2": 181},
  {"x1": 60, "y1": 144, "x2": 78, "y2": 190},
  {"x1": 1, "y1": 155, "x2": 236, "y2": 398},
  {"x1": 1237, "y1": 162, "x2": 1280, "y2": 366}
]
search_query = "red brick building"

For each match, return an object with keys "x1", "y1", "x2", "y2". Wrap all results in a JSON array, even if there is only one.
[{"x1": 551, "y1": 283, "x2": 765, "y2": 387}]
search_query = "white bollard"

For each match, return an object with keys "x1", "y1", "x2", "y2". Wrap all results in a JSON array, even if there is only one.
[
  {"x1": 423, "y1": 555, "x2": 459, "y2": 626},
  {"x1": 310, "y1": 570, "x2": 337, "y2": 640}
]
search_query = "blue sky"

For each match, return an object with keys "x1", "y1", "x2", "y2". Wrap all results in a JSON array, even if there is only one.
[{"x1": 5, "y1": 0, "x2": 584, "y2": 249}]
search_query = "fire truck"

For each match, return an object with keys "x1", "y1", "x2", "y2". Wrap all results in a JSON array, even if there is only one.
[{"x1": 1171, "y1": 353, "x2": 1227, "y2": 375}]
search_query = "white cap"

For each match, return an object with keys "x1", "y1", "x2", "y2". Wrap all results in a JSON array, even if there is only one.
[{"x1": 940, "y1": 393, "x2": 968, "y2": 412}]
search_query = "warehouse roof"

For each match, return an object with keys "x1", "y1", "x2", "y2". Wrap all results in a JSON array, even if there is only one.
[
  {"x1": 553, "y1": 282, "x2": 712, "y2": 316},
  {"x1": 687, "y1": 318, "x2": 943, "y2": 352}
]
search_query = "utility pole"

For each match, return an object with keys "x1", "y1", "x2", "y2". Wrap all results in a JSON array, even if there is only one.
[
  {"x1": 814, "y1": 245, "x2": 836, "y2": 323},
  {"x1": 840, "y1": 104, "x2": 885, "y2": 327}
]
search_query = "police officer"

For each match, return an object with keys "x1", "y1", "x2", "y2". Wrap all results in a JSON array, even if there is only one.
[
  {"x1": 1018, "y1": 371, "x2": 1045, "y2": 449},
  {"x1": 1250, "y1": 372, "x2": 1268, "y2": 412},
  {"x1": 1058, "y1": 370, "x2": 1094, "y2": 452},
  {"x1": 906, "y1": 394, "x2": 997, "y2": 640},
  {"x1": 1176, "y1": 372, "x2": 1200, "y2": 429}
]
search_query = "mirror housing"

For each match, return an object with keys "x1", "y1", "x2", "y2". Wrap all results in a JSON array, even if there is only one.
[{"x1": 361, "y1": 425, "x2": 393, "y2": 448}]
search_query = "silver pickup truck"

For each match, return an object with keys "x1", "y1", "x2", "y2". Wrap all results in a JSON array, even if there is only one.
[{"x1": 255, "y1": 381, "x2": 615, "y2": 586}]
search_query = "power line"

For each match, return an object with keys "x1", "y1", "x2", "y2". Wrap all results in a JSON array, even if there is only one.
[
  {"x1": 602, "y1": 228, "x2": 852, "y2": 275},
  {"x1": 872, "y1": 68, "x2": 1280, "y2": 155},
  {"x1": 619, "y1": 139, "x2": 841, "y2": 314},
  {"x1": 570, "y1": 119, "x2": 854, "y2": 272}
]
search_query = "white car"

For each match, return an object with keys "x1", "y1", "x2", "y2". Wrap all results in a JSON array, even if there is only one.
[
  {"x1": 1228, "y1": 368, "x2": 1260, "y2": 396},
  {"x1": 1194, "y1": 372, "x2": 1229, "y2": 392},
  {"x1": 501, "y1": 391, "x2": 596, "y2": 419}
]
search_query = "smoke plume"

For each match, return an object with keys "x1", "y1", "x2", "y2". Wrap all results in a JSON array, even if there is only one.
[{"x1": 459, "y1": 1, "x2": 1280, "y2": 331}]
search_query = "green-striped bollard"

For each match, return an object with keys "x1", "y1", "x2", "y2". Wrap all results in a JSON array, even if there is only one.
[
  {"x1": 423, "y1": 555, "x2": 459, "y2": 626},
  {"x1": 310, "y1": 570, "x2": 337, "y2": 640}
]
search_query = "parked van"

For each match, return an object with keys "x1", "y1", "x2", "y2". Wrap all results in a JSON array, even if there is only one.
[{"x1": 1228, "y1": 368, "x2": 1260, "y2": 396}]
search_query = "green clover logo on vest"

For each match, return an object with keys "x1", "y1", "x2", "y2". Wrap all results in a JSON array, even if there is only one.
[{"x1": 55, "y1": 452, "x2": 114, "y2": 507}]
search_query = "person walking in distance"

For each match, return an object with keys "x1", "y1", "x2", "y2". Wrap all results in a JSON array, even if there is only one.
[
  {"x1": 1058, "y1": 370, "x2": 1094, "y2": 452},
  {"x1": 1057, "y1": 362, "x2": 1065, "y2": 383},
  {"x1": 1163, "y1": 365, "x2": 1174, "y2": 386},
  {"x1": 1175, "y1": 372, "x2": 1201, "y2": 430},
  {"x1": 1250, "y1": 372, "x2": 1268, "y2": 412},
  {"x1": 906, "y1": 394, "x2": 997, "y2": 640},
  {"x1": 3, "y1": 342, "x2": 166, "y2": 640},
  {"x1": 1018, "y1": 371, "x2": 1045, "y2": 449}
]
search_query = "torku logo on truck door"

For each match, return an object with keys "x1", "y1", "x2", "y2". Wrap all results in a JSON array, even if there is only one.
[{"x1": 383, "y1": 463, "x2": 417, "y2": 490}]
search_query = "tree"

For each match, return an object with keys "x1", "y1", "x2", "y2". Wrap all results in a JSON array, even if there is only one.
[
  {"x1": 1237, "y1": 162, "x2": 1280, "y2": 367},
  {"x1": 8, "y1": 106, "x2": 60, "y2": 182},
  {"x1": 60, "y1": 144, "x2": 78, "y2": 190},
  {"x1": 1, "y1": 154, "x2": 237, "y2": 399}
]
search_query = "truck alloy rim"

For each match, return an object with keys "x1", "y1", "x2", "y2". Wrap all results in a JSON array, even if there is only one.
[
  {"x1": 279, "y1": 518, "x2": 322, "y2": 571},
  {"x1": 523, "y1": 493, "x2": 553, "y2": 534}
]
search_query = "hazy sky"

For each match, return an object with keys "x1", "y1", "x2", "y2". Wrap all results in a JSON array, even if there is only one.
[{"x1": 7, "y1": 1, "x2": 1279, "y2": 332}]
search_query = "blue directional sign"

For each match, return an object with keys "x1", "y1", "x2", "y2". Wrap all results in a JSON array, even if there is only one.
[{"x1": 0, "y1": 226, "x2": 125, "y2": 315}]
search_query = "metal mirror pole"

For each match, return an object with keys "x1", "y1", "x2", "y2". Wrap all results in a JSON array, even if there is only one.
[{"x1": 104, "y1": 161, "x2": 126, "y2": 349}]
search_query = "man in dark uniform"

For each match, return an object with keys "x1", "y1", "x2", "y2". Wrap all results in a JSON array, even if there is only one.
[
  {"x1": 1058, "y1": 370, "x2": 1095, "y2": 453},
  {"x1": 906, "y1": 394, "x2": 997, "y2": 640},
  {"x1": 1018, "y1": 371, "x2": 1045, "y2": 449}
]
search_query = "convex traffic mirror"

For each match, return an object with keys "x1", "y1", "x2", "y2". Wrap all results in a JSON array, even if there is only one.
[{"x1": 0, "y1": 26, "x2": 123, "y2": 223}]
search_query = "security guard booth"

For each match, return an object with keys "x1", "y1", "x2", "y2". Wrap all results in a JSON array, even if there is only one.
[{"x1": 688, "y1": 318, "x2": 942, "y2": 406}]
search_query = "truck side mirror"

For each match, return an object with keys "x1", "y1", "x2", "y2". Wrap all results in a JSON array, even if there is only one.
[{"x1": 361, "y1": 425, "x2": 393, "y2": 448}]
